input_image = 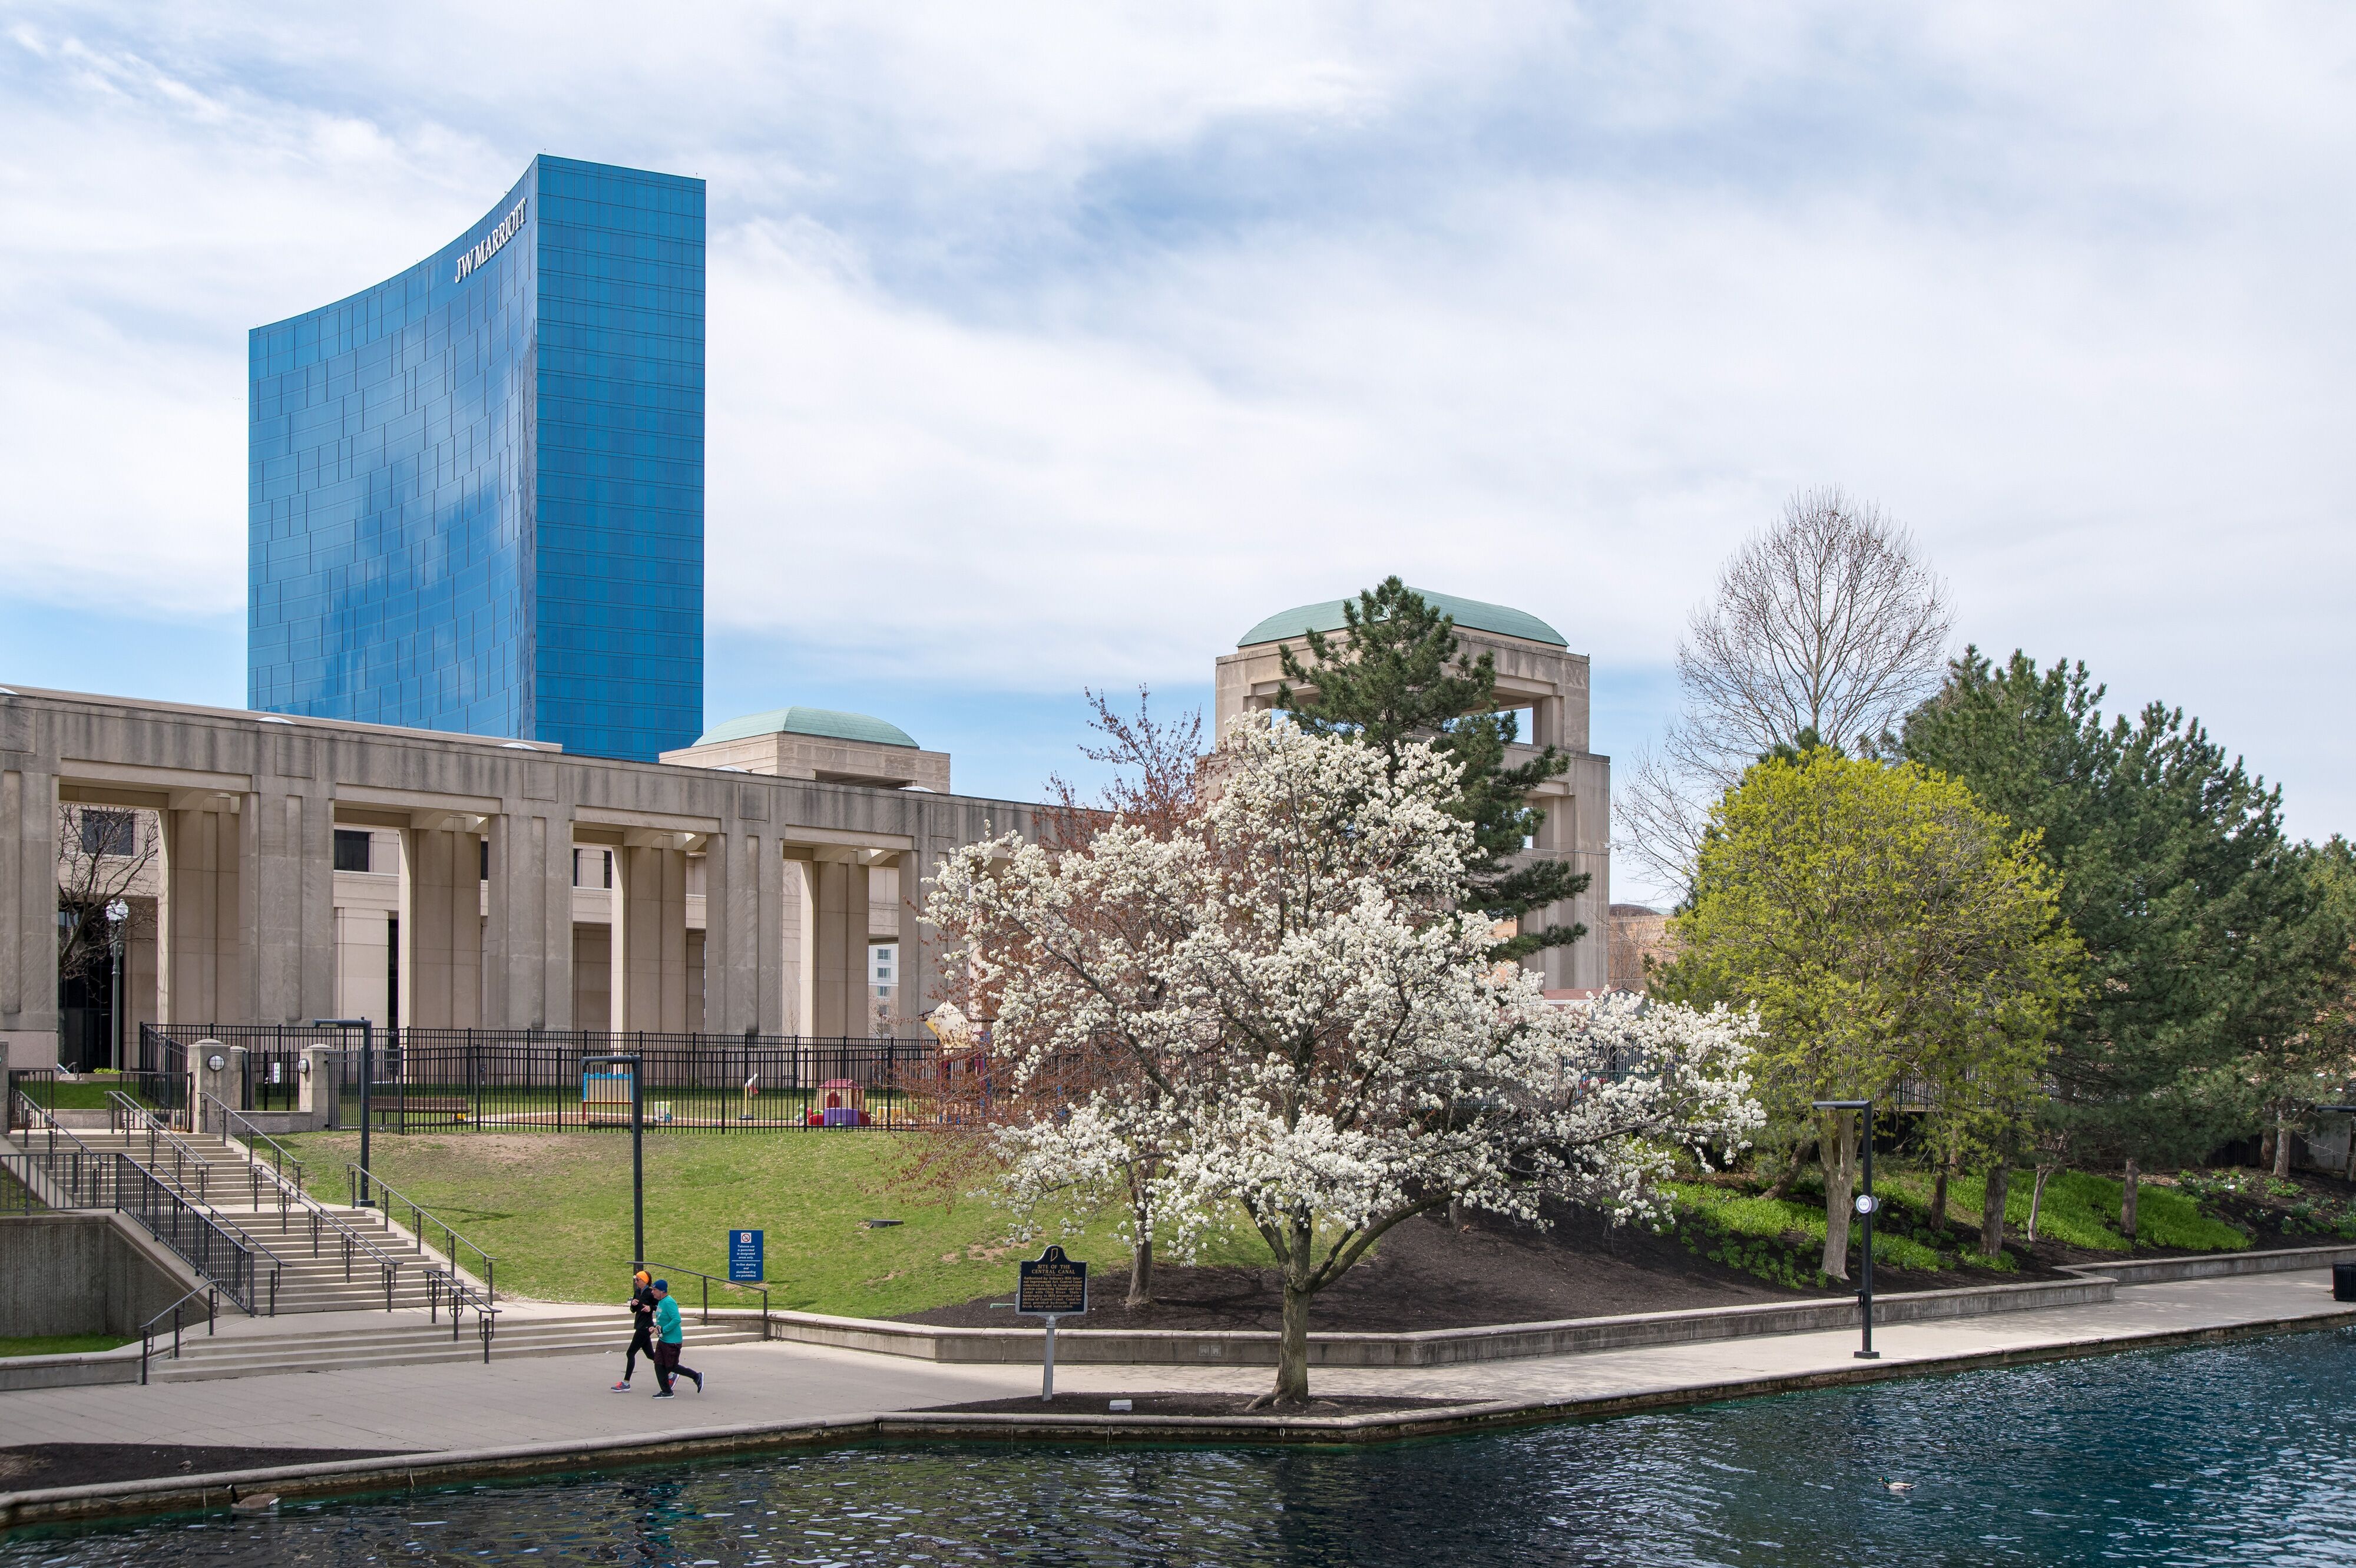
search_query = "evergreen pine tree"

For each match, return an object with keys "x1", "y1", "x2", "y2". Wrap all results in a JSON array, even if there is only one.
[
  {"x1": 1276, "y1": 578, "x2": 1590, "y2": 960},
  {"x1": 1898, "y1": 649, "x2": 2348, "y2": 1234}
]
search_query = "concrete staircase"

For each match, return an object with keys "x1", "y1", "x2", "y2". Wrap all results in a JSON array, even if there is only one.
[
  {"x1": 70, "y1": 1129, "x2": 454, "y2": 1316},
  {"x1": 145, "y1": 1311, "x2": 770, "y2": 1382}
]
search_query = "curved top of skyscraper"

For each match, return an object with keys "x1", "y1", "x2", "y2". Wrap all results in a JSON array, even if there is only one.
[{"x1": 249, "y1": 156, "x2": 705, "y2": 762}]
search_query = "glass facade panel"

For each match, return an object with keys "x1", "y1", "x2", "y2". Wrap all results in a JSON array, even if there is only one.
[{"x1": 249, "y1": 156, "x2": 704, "y2": 760}]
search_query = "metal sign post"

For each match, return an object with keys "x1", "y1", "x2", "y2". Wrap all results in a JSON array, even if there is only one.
[
  {"x1": 1014, "y1": 1245, "x2": 1087, "y2": 1401},
  {"x1": 583, "y1": 1054, "x2": 646, "y2": 1269},
  {"x1": 313, "y1": 1019, "x2": 375, "y2": 1202},
  {"x1": 1814, "y1": 1097, "x2": 1879, "y2": 1360}
]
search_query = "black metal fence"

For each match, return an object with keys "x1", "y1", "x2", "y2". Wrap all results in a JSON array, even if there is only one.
[{"x1": 141, "y1": 1024, "x2": 958, "y2": 1133}]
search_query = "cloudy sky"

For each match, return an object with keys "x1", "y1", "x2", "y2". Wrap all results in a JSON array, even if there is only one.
[{"x1": 3, "y1": 4, "x2": 2351, "y2": 902}]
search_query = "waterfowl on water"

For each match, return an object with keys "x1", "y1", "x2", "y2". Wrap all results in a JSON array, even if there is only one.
[{"x1": 1881, "y1": 1480, "x2": 1915, "y2": 1493}]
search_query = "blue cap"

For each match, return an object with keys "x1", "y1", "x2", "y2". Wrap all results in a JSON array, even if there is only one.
[{"x1": 652, "y1": 1279, "x2": 669, "y2": 1291}]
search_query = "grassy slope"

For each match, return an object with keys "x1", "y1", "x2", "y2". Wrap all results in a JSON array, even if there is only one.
[
  {"x1": 275, "y1": 1130, "x2": 1267, "y2": 1315},
  {"x1": 1670, "y1": 1163, "x2": 2250, "y2": 1291}
]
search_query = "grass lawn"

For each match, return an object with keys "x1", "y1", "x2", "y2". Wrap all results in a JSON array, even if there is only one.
[
  {"x1": 274, "y1": 1129, "x2": 1268, "y2": 1316},
  {"x1": 17, "y1": 1075, "x2": 160, "y2": 1112},
  {"x1": 0, "y1": 1333, "x2": 135, "y2": 1358}
]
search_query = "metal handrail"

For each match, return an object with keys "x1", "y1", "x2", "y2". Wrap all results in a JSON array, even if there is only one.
[
  {"x1": 634, "y1": 1258, "x2": 772, "y2": 1335},
  {"x1": 104, "y1": 1090, "x2": 218, "y2": 1202},
  {"x1": 14, "y1": 1091, "x2": 278, "y2": 1315},
  {"x1": 226, "y1": 1142, "x2": 415, "y2": 1312},
  {"x1": 424, "y1": 1265, "x2": 501, "y2": 1361},
  {"x1": 138, "y1": 1282, "x2": 220, "y2": 1384},
  {"x1": 197, "y1": 1089, "x2": 308, "y2": 1186},
  {"x1": 153, "y1": 1091, "x2": 402, "y2": 1295},
  {"x1": 348, "y1": 1163, "x2": 497, "y2": 1302},
  {"x1": 191, "y1": 1089, "x2": 307, "y2": 1224}
]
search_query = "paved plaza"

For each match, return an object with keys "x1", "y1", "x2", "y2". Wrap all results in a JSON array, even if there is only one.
[{"x1": 1, "y1": 1272, "x2": 2344, "y2": 1461}]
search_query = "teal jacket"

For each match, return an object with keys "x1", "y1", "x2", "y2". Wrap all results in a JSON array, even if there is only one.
[{"x1": 654, "y1": 1294, "x2": 683, "y2": 1344}]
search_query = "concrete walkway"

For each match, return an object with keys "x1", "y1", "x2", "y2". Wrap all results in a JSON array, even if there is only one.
[{"x1": 2, "y1": 1271, "x2": 2345, "y2": 1457}]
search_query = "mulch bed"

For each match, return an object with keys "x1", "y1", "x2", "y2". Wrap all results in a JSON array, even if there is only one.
[
  {"x1": 915, "y1": 1393, "x2": 1462, "y2": 1418},
  {"x1": 898, "y1": 1201, "x2": 2083, "y2": 1335},
  {"x1": 0, "y1": 1445, "x2": 411, "y2": 1493}
]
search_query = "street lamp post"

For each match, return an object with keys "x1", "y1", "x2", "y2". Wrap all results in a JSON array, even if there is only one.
[
  {"x1": 105, "y1": 899, "x2": 128, "y2": 1074},
  {"x1": 1814, "y1": 1097, "x2": 1880, "y2": 1361},
  {"x1": 314, "y1": 1019, "x2": 376, "y2": 1201},
  {"x1": 583, "y1": 1053, "x2": 646, "y2": 1269}
]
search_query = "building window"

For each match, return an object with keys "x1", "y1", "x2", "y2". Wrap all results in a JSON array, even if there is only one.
[
  {"x1": 871, "y1": 943, "x2": 897, "y2": 997},
  {"x1": 334, "y1": 829, "x2": 373, "y2": 873},
  {"x1": 80, "y1": 809, "x2": 134, "y2": 857}
]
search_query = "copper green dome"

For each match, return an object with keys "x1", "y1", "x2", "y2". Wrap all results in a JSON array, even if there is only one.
[
  {"x1": 694, "y1": 706, "x2": 919, "y2": 749},
  {"x1": 1237, "y1": 588, "x2": 1566, "y2": 649}
]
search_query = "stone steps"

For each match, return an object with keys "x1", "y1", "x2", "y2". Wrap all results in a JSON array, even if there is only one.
[{"x1": 147, "y1": 1314, "x2": 769, "y2": 1382}]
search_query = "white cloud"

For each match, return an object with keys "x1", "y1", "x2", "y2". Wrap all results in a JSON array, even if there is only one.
[{"x1": 2, "y1": 2, "x2": 2352, "y2": 861}]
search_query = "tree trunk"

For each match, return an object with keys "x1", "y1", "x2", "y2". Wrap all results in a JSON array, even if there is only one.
[
  {"x1": 2027, "y1": 1164, "x2": 2053, "y2": 1242},
  {"x1": 1272, "y1": 1273, "x2": 1312, "y2": 1407},
  {"x1": 2273, "y1": 1114, "x2": 2294, "y2": 1178},
  {"x1": 1126, "y1": 1236, "x2": 1153, "y2": 1309},
  {"x1": 2260, "y1": 1126, "x2": 2276, "y2": 1173},
  {"x1": 2120, "y1": 1158, "x2": 2139, "y2": 1243},
  {"x1": 1931, "y1": 1142, "x2": 1959, "y2": 1234},
  {"x1": 1980, "y1": 1162, "x2": 2010, "y2": 1256},
  {"x1": 1448, "y1": 1196, "x2": 1468, "y2": 1229},
  {"x1": 1819, "y1": 1111, "x2": 1858, "y2": 1281},
  {"x1": 1762, "y1": 1139, "x2": 1812, "y2": 1203}
]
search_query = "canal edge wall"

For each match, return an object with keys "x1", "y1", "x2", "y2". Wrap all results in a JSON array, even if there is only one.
[
  {"x1": 6, "y1": 1298, "x2": 2353, "y2": 1533},
  {"x1": 755, "y1": 1273, "x2": 2115, "y2": 1367}
]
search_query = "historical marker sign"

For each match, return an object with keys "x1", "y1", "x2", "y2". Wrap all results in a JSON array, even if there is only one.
[{"x1": 1015, "y1": 1245, "x2": 1087, "y2": 1316}]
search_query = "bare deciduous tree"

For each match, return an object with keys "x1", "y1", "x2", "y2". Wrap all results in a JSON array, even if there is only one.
[
  {"x1": 1618, "y1": 487, "x2": 1952, "y2": 900},
  {"x1": 55, "y1": 804, "x2": 158, "y2": 989}
]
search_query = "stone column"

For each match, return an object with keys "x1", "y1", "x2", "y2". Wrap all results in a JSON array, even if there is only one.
[
  {"x1": 401, "y1": 818, "x2": 485, "y2": 1030},
  {"x1": 484, "y1": 809, "x2": 573, "y2": 1030},
  {"x1": 701, "y1": 828, "x2": 789, "y2": 1037},
  {"x1": 613, "y1": 837, "x2": 691, "y2": 1034},
  {"x1": 245, "y1": 786, "x2": 337, "y2": 1026},
  {"x1": 809, "y1": 856, "x2": 871, "y2": 1038},
  {"x1": 193, "y1": 1039, "x2": 237, "y2": 1133},
  {"x1": 0, "y1": 763, "x2": 60, "y2": 1071},
  {"x1": 297, "y1": 1043, "x2": 336, "y2": 1129},
  {"x1": 160, "y1": 801, "x2": 242, "y2": 1027}
]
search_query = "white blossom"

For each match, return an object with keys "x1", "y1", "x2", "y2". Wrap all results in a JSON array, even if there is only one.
[{"x1": 925, "y1": 713, "x2": 1762, "y2": 1402}]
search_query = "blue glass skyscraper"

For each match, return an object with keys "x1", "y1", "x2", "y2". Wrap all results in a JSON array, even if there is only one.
[{"x1": 249, "y1": 156, "x2": 704, "y2": 761}]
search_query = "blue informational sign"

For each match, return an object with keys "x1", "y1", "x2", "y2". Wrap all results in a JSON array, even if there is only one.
[{"x1": 729, "y1": 1229, "x2": 765, "y2": 1283}]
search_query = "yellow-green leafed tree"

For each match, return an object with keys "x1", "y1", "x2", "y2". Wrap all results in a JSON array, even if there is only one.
[{"x1": 1656, "y1": 749, "x2": 2079, "y2": 1278}]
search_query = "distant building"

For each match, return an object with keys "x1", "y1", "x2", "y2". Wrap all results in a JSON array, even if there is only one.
[
  {"x1": 1609, "y1": 902, "x2": 1671, "y2": 991},
  {"x1": 1214, "y1": 588, "x2": 1612, "y2": 991},
  {"x1": 247, "y1": 156, "x2": 706, "y2": 762}
]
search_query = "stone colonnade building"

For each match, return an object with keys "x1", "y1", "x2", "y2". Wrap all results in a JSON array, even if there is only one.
[
  {"x1": 1213, "y1": 589, "x2": 1613, "y2": 993},
  {"x1": 1, "y1": 686, "x2": 1030, "y2": 1071}
]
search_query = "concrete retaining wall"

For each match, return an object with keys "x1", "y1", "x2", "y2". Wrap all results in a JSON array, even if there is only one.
[
  {"x1": 757, "y1": 1275, "x2": 2117, "y2": 1368},
  {"x1": 0, "y1": 1212, "x2": 188, "y2": 1338},
  {"x1": 2064, "y1": 1242, "x2": 2356, "y2": 1287}
]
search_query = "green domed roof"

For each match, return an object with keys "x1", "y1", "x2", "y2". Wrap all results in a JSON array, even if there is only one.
[
  {"x1": 1237, "y1": 588, "x2": 1566, "y2": 649},
  {"x1": 696, "y1": 706, "x2": 919, "y2": 749}
]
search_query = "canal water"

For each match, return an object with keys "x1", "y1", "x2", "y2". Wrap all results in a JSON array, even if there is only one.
[{"x1": 7, "y1": 1326, "x2": 2350, "y2": 1566}]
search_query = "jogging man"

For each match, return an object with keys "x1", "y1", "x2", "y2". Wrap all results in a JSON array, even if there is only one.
[
  {"x1": 649, "y1": 1279, "x2": 703, "y2": 1398},
  {"x1": 612, "y1": 1269, "x2": 656, "y2": 1391}
]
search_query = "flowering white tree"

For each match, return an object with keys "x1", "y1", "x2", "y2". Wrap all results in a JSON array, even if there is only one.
[{"x1": 927, "y1": 715, "x2": 1761, "y2": 1406}]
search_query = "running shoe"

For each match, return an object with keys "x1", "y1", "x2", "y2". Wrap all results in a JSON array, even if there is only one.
[
  {"x1": 692, "y1": 1372, "x2": 704, "y2": 1392},
  {"x1": 652, "y1": 1390, "x2": 676, "y2": 1399},
  {"x1": 610, "y1": 1381, "x2": 631, "y2": 1391}
]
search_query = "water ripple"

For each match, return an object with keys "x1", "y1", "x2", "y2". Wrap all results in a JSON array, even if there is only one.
[{"x1": 8, "y1": 1327, "x2": 2352, "y2": 1566}]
